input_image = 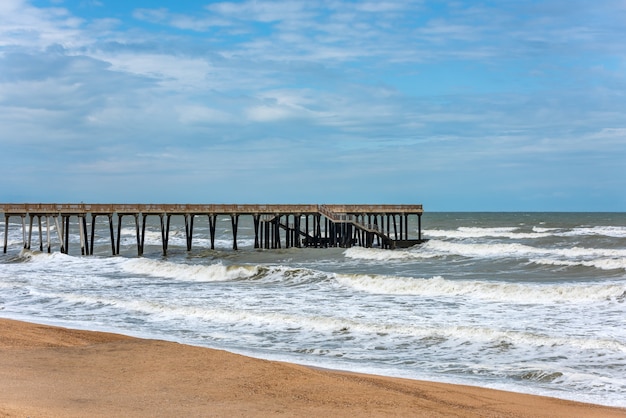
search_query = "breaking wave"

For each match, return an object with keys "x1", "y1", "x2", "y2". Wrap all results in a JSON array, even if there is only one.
[{"x1": 334, "y1": 273, "x2": 626, "y2": 303}]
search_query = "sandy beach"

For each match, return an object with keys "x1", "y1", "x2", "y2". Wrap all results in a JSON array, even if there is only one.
[{"x1": 0, "y1": 318, "x2": 624, "y2": 417}]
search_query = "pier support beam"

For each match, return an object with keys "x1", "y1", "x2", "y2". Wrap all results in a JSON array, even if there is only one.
[
  {"x1": 253, "y1": 215, "x2": 261, "y2": 249},
  {"x1": 135, "y1": 214, "x2": 144, "y2": 256},
  {"x1": 208, "y1": 215, "x2": 217, "y2": 250},
  {"x1": 53, "y1": 216, "x2": 64, "y2": 254},
  {"x1": 274, "y1": 216, "x2": 281, "y2": 249},
  {"x1": 264, "y1": 220, "x2": 270, "y2": 249},
  {"x1": 108, "y1": 215, "x2": 116, "y2": 255},
  {"x1": 3, "y1": 215, "x2": 9, "y2": 253},
  {"x1": 160, "y1": 214, "x2": 170, "y2": 256},
  {"x1": 184, "y1": 214, "x2": 194, "y2": 252},
  {"x1": 404, "y1": 214, "x2": 409, "y2": 240},
  {"x1": 90, "y1": 215, "x2": 98, "y2": 256},
  {"x1": 45, "y1": 216, "x2": 51, "y2": 253},
  {"x1": 316, "y1": 214, "x2": 322, "y2": 247},
  {"x1": 418, "y1": 213, "x2": 422, "y2": 241},
  {"x1": 295, "y1": 214, "x2": 301, "y2": 248},
  {"x1": 89, "y1": 214, "x2": 97, "y2": 255},
  {"x1": 116, "y1": 214, "x2": 123, "y2": 256},
  {"x1": 27, "y1": 215, "x2": 34, "y2": 250},
  {"x1": 79, "y1": 214, "x2": 87, "y2": 256},
  {"x1": 21, "y1": 216, "x2": 26, "y2": 249},
  {"x1": 231, "y1": 214, "x2": 239, "y2": 250}
]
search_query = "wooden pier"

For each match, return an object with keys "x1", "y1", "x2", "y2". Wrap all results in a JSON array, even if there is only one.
[{"x1": 1, "y1": 204, "x2": 425, "y2": 256}]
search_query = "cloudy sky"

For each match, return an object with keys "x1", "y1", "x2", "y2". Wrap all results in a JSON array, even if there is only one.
[{"x1": 1, "y1": 0, "x2": 625, "y2": 211}]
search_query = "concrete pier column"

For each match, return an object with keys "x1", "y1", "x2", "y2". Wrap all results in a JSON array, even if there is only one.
[
  {"x1": 79, "y1": 215, "x2": 86, "y2": 256},
  {"x1": 108, "y1": 214, "x2": 116, "y2": 255},
  {"x1": 27, "y1": 215, "x2": 34, "y2": 250},
  {"x1": 82, "y1": 215, "x2": 90, "y2": 255},
  {"x1": 186, "y1": 214, "x2": 193, "y2": 251},
  {"x1": 134, "y1": 213, "x2": 143, "y2": 256},
  {"x1": 253, "y1": 215, "x2": 261, "y2": 249},
  {"x1": 37, "y1": 214, "x2": 43, "y2": 251},
  {"x1": 160, "y1": 214, "x2": 170, "y2": 256},
  {"x1": 64, "y1": 216, "x2": 70, "y2": 254},
  {"x1": 184, "y1": 214, "x2": 194, "y2": 251},
  {"x1": 46, "y1": 216, "x2": 51, "y2": 253},
  {"x1": 264, "y1": 220, "x2": 270, "y2": 249},
  {"x1": 231, "y1": 214, "x2": 239, "y2": 250},
  {"x1": 90, "y1": 215, "x2": 97, "y2": 256},
  {"x1": 405, "y1": 214, "x2": 409, "y2": 240},
  {"x1": 116, "y1": 214, "x2": 123, "y2": 256},
  {"x1": 316, "y1": 214, "x2": 322, "y2": 247},
  {"x1": 3, "y1": 215, "x2": 8, "y2": 253},
  {"x1": 37, "y1": 215, "x2": 43, "y2": 251},
  {"x1": 22, "y1": 216, "x2": 27, "y2": 249},
  {"x1": 393, "y1": 215, "x2": 398, "y2": 240},
  {"x1": 208, "y1": 214, "x2": 217, "y2": 250},
  {"x1": 54, "y1": 216, "x2": 64, "y2": 254},
  {"x1": 418, "y1": 214, "x2": 422, "y2": 241},
  {"x1": 295, "y1": 215, "x2": 301, "y2": 248}
]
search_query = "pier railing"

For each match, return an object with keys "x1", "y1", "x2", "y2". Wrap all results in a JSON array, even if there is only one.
[{"x1": 0, "y1": 203, "x2": 325, "y2": 215}]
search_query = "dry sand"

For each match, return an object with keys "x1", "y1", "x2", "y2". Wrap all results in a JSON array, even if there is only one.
[{"x1": 1, "y1": 318, "x2": 624, "y2": 417}]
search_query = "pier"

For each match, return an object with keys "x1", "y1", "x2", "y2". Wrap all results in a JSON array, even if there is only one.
[{"x1": 1, "y1": 204, "x2": 425, "y2": 256}]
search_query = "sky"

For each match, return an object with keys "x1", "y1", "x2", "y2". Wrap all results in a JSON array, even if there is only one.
[{"x1": 1, "y1": 0, "x2": 625, "y2": 211}]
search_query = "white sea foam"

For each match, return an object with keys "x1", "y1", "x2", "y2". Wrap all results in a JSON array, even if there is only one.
[
  {"x1": 16, "y1": 248, "x2": 126, "y2": 269},
  {"x1": 532, "y1": 226, "x2": 560, "y2": 233},
  {"x1": 425, "y1": 240, "x2": 539, "y2": 258},
  {"x1": 565, "y1": 226, "x2": 626, "y2": 238},
  {"x1": 425, "y1": 240, "x2": 626, "y2": 263},
  {"x1": 20, "y1": 287, "x2": 626, "y2": 356},
  {"x1": 345, "y1": 241, "x2": 626, "y2": 271},
  {"x1": 426, "y1": 227, "x2": 552, "y2": 240},
  {"x1": 531, "y1": 257, "x2": 626, "y2": 270},
  {"x1": 344, "y1": 246, "x2": 435, "y2": 261},
  {"x1": 121, "y1": 258, "x2": 259, "y2": 282},
  {"x1": 426, "y1": 225, "x2": 626, "y2": 239},
  {"x1": 346, "y1": 240, "x2": 550, "y2": 260},
  {"x1": 334, "y1": 273, "x2": 626, "y2": 303}
]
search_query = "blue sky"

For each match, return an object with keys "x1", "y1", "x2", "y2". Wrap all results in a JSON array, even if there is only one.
[{"x1": 1, "y1": 0, "x2": 625, "y2": 211}]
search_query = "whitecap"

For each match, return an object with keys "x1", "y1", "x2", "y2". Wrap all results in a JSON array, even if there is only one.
[
  {"x1": 333, "y1": 273, "x2": 626, "y2": 303},
  {"x1": 121, "y1": 258, "x2": 259, "y2": 282}
]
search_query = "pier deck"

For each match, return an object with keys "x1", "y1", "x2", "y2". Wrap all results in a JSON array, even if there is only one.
[{"x1": 1, "y1": 204, "x2": 425, "y2": 256}]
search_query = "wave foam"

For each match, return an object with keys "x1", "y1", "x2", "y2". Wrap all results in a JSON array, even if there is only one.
[
  {"x1": 421, "y1": 241, "x2": 626, "y2": 270},
  {"x1": 426, "y1": 225, "x2": 626, "y2": 239},
  {"x1": 334, "y1": 273, "x2": 626, "y2": 303},
  {"x1": 566, "y1": 226, "x2": 626, "y2": 238},
  {"x1": 426, "y1": 227, "x2": 551, "y2": 240},
  {"x1": 531, "y1": 257, "x2": 626, "y2": 271},
  {"x1": 344, "y1": 246, "x2": 435, "y2": 261},
  {"x1": 121, "y1": 259, "x2": 259, "y2": 282}
]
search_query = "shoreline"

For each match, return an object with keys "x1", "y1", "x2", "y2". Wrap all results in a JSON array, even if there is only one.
[{"x1": 1, "y1": 318, "x2": 625, "y2": 417}]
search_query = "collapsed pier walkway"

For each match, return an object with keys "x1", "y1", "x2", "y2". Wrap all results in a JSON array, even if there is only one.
[{"x1": 1, "y1": 204, "x2": 425, "y2": 256}]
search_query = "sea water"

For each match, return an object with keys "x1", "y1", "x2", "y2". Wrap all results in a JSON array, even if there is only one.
[{"x1": 1, "y1": 212, "x2": 625, "y2": 407}]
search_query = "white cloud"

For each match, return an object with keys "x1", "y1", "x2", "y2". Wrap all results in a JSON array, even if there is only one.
[
  {"x1": 0, "y1": 0, "x2": 85, "y2": 50},
  {"x1": 90, "y1": 52, "x2": 212, "y2": 90},
  {"x1": 177, "y1": 105, "x2": 234, "y2": 125},
  {"x1": 206, "y1": 1, "x2": 312, "y2": 23},
  {"x1": 246, "y1": 105, "x2": 295, "y2": 122},
  {"x1": 1, "y1": 0, "x2": 625, "y2": 209}
]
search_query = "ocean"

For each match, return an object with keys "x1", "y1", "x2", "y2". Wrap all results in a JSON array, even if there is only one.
[{"x1": 1, "y1": 212, "x2": 625, "y2": 407}]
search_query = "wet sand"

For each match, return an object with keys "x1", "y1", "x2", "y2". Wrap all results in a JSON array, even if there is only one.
[{"x1": 1, "y1": 318, "x2": 624, "y2": 417}]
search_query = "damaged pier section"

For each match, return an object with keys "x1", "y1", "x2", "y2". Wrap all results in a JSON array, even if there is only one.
[{"x1": 1, "y1": 204, "x2": 426, "y2": 256}]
